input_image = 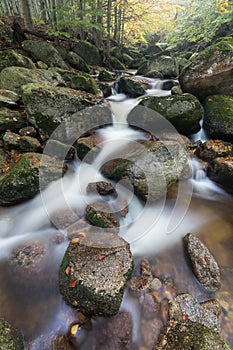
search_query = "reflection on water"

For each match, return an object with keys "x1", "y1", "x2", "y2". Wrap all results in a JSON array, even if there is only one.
[{"x1": 0, "y1": 82, "x2": 233, "y2": 348}]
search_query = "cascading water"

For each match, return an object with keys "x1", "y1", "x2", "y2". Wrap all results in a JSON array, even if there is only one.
[{"x1": 0, "y1": 79, "x2": 233, "y2": 348}]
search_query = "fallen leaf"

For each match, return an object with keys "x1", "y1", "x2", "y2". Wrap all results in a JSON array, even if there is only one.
[
  {"x1": 98, "y1": 254, "x2": 106, "y2": 261},
  {"x1": 182, "y1": 314, "x2": 189, "y2": 320},
  {"x1": 70, "y1": 323, "x2": 79, "y2": 336},
  {"x1": 69, "y1": 278, "x2": 78, "y2": 288},
  {"x1": 71, "y1": 237, "x2": 79, "y2": 244},
  {"x1": 204, "y1": 256, "x2": 210, "y2": 265},
  {"x1": 13, "y1": 117, "x2": 18, "y2": 122},
  {"x1": 65, "y1": 266, "x2": 70, "y2": 275}
]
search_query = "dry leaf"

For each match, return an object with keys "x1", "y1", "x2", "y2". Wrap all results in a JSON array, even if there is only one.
[
  {"x1": 69, "y1": 278, "x2": 78, "y2": 288},
  {"x1": 71, "y1": 237, "x2": 79, "y2": 244},
  {"x1": 65, "y1": 266, "x2": 70, "y2": 275},
  {"x1": 98, "y1": 254, "x2": 106, "y2": 261},
  {"x1": 70, "y1": 323, "x2": 79, "y2": 336}
]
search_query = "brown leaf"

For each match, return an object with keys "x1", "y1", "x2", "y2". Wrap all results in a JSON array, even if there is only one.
[
  {"x1": 65, "y1": 266, "x2": 70, "y2": 275},
  {"x1": 69, "y1": 278, "x2": 78, "y2": 288},
  {"x1": 204, "y1": 256, "x2": 210, "y2": 265},
  {"x1": 98, "y1": 254, "x2": 106, "y2": 261},
  {"x1": 13, "y1": 117, "x2": 18, "y2": 122},
  {"x1": 71, "y1": 237, "x2": 79, "y2": 244}
]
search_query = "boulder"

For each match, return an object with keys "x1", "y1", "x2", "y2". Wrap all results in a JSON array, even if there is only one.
[
  {"x1": 85, "y1": 201, "x2": 119, "y2": 229},
  {"x1": 101, "y1": 140, "x2": 189, "y2": 201},
  {"x1": 0, "y1": 89, "x2": 20, "y2": 107},
  {"x1": 76, "y1": 133, "x2": 102, "y2": 162},
  {"x1": 183, "y1": 233, "x2": 221, "y2": 292},
  {"x1": 128, "y1": 57, "x2": 147, "y2": 69},
  {"x1": 109, "y1": 57, "x2": 126, "y2": 70},
  {"x1": 137, "y1": 94, "x2": 203, "y2": 135},
  {"x1": 98, "y1": 68, "x2": 117, "y2": 82},
  {"x1": 0, "y1": 152, "x2": 66, "y2": 205},
  {"x1": 3, "y1": 131, "x2": 20, "y2": 149},
  {"x1": 45, "y1": 140, "x2": 75, "y2": 161},
  {"x1": 21, "y1": 83, "x2": 105, "y2": 140},
  {"x1": 0, "y1": 49, "x2": 36, "y2": 71},
  {"x1": 86, "y1": 181, "x2": 116, "y2": 196},
  {"x1": 66, "y1": 51, "x2": 90, "y2": 72},
  {"x1": 73, "y1": 40, "x2": 101, "y2": 66},
  {"x1": 207, "y1": 156, "x2": 233, "y2": 190},
  {"x1": 23, "y1": 40, "x2": 68, "y2": 69},
  {"x1": 0, "y1": 318, "x2": 24, "y2": 350},
  {"x1": 0, "y1": 108, "x2": 26, "y2": 134},
  {"x1": 154, "y1": 320, "x2": 232, "y2": 350},
  {"x1": 143, "y1": 45, "x2": 162, "y2": 56},
  {"x1": 59, "y1": 231, "x2": 133, "y2": 316},
  {"x1": 118, "y1": 76, "x2": 148, "y2": 97},
  {"x1": 70, "y1": 73, "x2": 99, "y2": 94},
  {"x1": 203, "y1": 95, "x2": 233, "y2": 141},
  {"x1": 195, "y1": 140, "x2": 233, "y2": 161},
  {"x1": 137, "y1": 55, "x2": 178, "y2": 78},
  {"x1": 0, "y1": 66, "x2": 64, "y2": 92},
  {"x1": 179, "y1": 37, "x2": 233, "y2": 101},
  {"x1": 19, "y1": 135, "x2": 42, "y2": 152},
  {"x1": 19, "y1": 126, "x2": 37, "y2": 137}
]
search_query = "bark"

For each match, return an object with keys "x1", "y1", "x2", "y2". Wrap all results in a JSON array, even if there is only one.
[{"x1": 20, "y1": 0, "x2": 34, "y2": 29}]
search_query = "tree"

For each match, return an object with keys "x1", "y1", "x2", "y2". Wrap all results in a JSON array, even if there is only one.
[{"x1": 20, "y1": 0, "x2": 34, "y2": 29}]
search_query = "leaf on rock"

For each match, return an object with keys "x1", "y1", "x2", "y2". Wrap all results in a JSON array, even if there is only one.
[{"x1": 69, "y1": 278, "x2": 78, "y2": 288}]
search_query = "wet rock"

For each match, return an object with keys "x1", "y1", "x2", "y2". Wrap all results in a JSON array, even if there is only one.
[
  {"x1": 154, "y1": 320, "x2": 232, "y2": 350},
  {"x1": 183, "y1": 233, "x2": 221, "y2": 292},
  {"x1": 98, "y1": 68, "x2": 117, "y2": 82},
  {"x1": 59, "y1": 231, "x2": 133, "y2": 316},
  {"x1": 0, "y1": 66, "x2": 64, "y2": 92},
  {"x1": 207, "y1": 156, "x2": 233, "y2": 190},
  {"x1": 85, "y1": 200, "x2": 119, "y2": 229},
  {"x1": 66, "y1": 51, "x2": 90, "y2": 73},
  {"x1": 19, "y1": 135, "x2": 41, "y2": 152},
  {"x1": 98, "y1": 83, "x2": 112, "y2": 98},
  {"x1": 73, "y1": 40, "x2": 101, "y2": 66},
  {"x1": 196, "y1": 140, "x2": 233, "y2": 161},
  {"x1": 23, "y1": 40, "x2": 68, "y2": 69},
  {"x1": 109, "y1": 57, "x2": 126, "y2": 70},
  {"x1": 0, "y1": 152, "x2": 67, "y2": 205},
  {"x1": 19, "y1": 126, "x2": 37, "y2": 137},
  {"x1": 66, "y1": 219, "x2": 91, "y2": 240},
  {"x1": 0, "y1": 318, "x2": 24, "y2": 350},
  {"x1": 0, "y1": 49, "x2": 36, "y2": 71},
  {"x1": 128, "y1": 276, "x2": 151, "y2": 294},
  {"x1": 118, "y1": 76, "x2": 148, "y2": 97},
  {"x1": 86, "y1": 181, "x2": 116, "y2": 196},
  {"x1": 203, "y1": 95, "x2": 233, "y2": 141},
  {"x1": 161, "y1": 80, "x2": 178, "y2": 91},
  {"x1": 3, "y1": 131, "x2": 20, "y2": 149},
  {"x1": 142, "y1": 317, "x2": 164, "y2": 349},
  {"x1": 45, "y1": 140, "x2": 75, "y2": 161},
  {"x1": 76, "y1": 133, "x2": 103, "y2": 162},
  {"x1": 0, "y1": 89, "x2": 20, "y2": 107},
  {"x1": 101, "y1": 140, "x2": 189, "y2": 202},
  {"x1": 70, "y1": 73, "x2": 99, "y2": 94},
  {"x1": 170, "y1": 294, "x2": 221, "y2": 332},
  {"x1": 0, "y1": 108, "x2": 26, "y2": 134},
  {"x1": 49, "y1": 209, "x2": 82, "y2": 230},
  {"x1": 179, "y1": 37, "x2": 233, "y2": 101},
  {"x1": 140, "y1": 258, "x2": 153, "y2": 278},
  {"x1": 21, "y1": 84, "x2": 105, "y2": 140},
  {"x1": 138, "y1": 94, "x2": 203, "y2": 135},
  {"x1": 171, "y1": 85, "x2": 183, "y2": 95},
  {"x1": 140, "y1": 292, "x2": 160, "y2": 319},
  {"x1": 137, "y1": 55, "x2": 178, "y2": 78},
  {"x1": 27, "y1": 333, "x2": 74, "y2": 350}
]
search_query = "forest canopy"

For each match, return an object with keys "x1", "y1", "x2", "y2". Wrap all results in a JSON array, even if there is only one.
[{"x1": 0, "y1": 0, "x2": 232, "y2": 49}]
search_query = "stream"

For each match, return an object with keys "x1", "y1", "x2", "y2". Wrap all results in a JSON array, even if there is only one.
[{"x1": 0, "y1": 79, "x2": 233, "y2": 349}]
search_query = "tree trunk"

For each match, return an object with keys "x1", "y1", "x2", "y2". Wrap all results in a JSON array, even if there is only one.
[
  {"x1": 20, "y1": 0, "x2": 34, "y2": 29},
  {"x1": 106, "y1": 0, "x2": 112, "y2": 59},
  {"x1": 39, "y1": 0, "x2": 47, "y2": 22}
]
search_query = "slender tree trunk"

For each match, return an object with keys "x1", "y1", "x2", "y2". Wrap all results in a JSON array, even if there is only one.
[
  {"x1": 106, "y1": 0, "x2": 112, "y2": 59},
  {"x1": 20, "y1": 0, "x2": 34, "y2": 29},
  {"x1": 39, "y1": 0, "x2": 47, "y2": 22}
]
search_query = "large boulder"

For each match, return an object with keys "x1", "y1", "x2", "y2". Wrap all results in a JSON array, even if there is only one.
[
  {"x1": 154, "y1": 320, "x2": 232, "y2": 350},
  {"x1": 203, "y1": 95, "x2": 233, "y2": 141},
  {"x1": 70, "y1": 73, "x2": 99, "y2": 94},
  {"x1": 23, "y1": 40, "x2": 68, "y2": 69},
  {"x1": 207, "y1": 156, "x2": 233, "y2": 190},
  {"x1": 0, "y1": 152, "x2": 66, "y2": 205},
  {"x1": 66, "y1": 51, "x2": 90, "y2": 72},
  {"x1": 137, "y1": 55, "x2": 178, "y2": 78},
  {"x1": 137, "y1": 94, "x2": 203, "y2": 135},
  {"x1": 101, "y1": 140, "x2": 189, "y2": 202},
  {"x1": 0, "y1": 318, "x2": 24, "y2": 350},
  {"x1": 73, "y1": 40, "x2": 101, "y2": 66},
  {"x1": 118, "y1": 76, "x2": 149, "y2": 97},
  {"x1": 21, "y1": 83, "x2": 106, "y2": 140},
  {"x1": 0, "y1": 107, "x2": 26, "y2": 134},
  {"x1": 59, "y1": 231, "x2": 133, "y2": 316},
  {"x1": 0, "y1": 66, "x2": 64, "y2": 92},
  {"x1": 179, "y1": 37, "x2": 233, "y2": 101},
  {"x1": 0, "y1": 49, "x2": 36, "y2": 71},
  {"x1": 195, "y1": 140, "x2": 233, "y2": 161}
]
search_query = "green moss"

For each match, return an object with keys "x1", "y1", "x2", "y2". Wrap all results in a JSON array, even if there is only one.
[
  {"x1": 0, "y1": 319, "x2": 24, "y2": 350},
  {"x1": 202, "y1": 36, "x2": 233, "y2": 60},
  {"x1": 71, "y1": 73, "x2": 98, "y2": 94}
]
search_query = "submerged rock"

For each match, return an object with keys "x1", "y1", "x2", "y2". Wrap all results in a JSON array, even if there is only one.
[
  {"x1": 0, "y1": 152, "x2": 66, "y2": 205},
  {"x1": 154, "y1": 320, "x2": 232, "y2": 350},
  {"x1": 207, "y1": 156, "x2": 233, "y2": 190},
  {"x1": 138, "y1": 94, "x2": 203, "y2": 135},
  {"x1": 0, "y1": 48, "x2": 36, "y2": 71},
  {"x1": 183, "y1": 233, "x2": 221, "y2": 292},
  {"x1": 85, "y1": 201, "x2": 119, "y2": 229},
  {"x1": 203, "y1": 95, "x2": 233, "y2": 141},
  {"x1": 118, "y1": 76, "x2": 149, "y2": 97},
  {"x1": 76, "y1": 133, "x2": 103, "y2": 162},
  {"x1": 0, "y1": 318, "x2": 24, "y2": 350},
  {"x1": 59, "y1": 231, "x2": 133, "y2": 316},
  {"x1": 86, "y1": 181, "x2": 116, "y2": 196},
  {"x1": 179, "y1": 37, "x2": 233, "y2": 101}
]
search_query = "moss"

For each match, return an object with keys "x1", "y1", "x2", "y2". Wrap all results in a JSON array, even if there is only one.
[
  {"x1": 0, "y1": 319, "x2": 24, "y2": 350},
  {"x1": 201, "y1": 37, "x2": 233, "y2": 61},
  {"x1": 71, "y1": 73, "x2": 99, "y2": 94}
]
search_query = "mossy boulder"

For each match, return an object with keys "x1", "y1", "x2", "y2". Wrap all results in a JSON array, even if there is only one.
[
  {"x1": 3, "y1": 131, "x2": 20, "y2": 149},
  {"x1": 76, "y1": 133, "x2": 102, "y2": 162},
  {"x1": 98, "y1": 68, "x2": 117, "y2": 82},
  {"x1": 179, "y1": 37, "x2": 233, "y2": 100},
  {"x1": 0, "y1": 108, "x2": 26, "y2": 134},
  {"x1": 0, "y1": 152, "x2": 66, "y2": 205},
  {"x1": 59, "y1": 231, "x2": 133, "y2": 316},
  {"x1": 0, "y1": 66, "x2": 64, "y2": 92},
  {"x1": 154, "y1": 320, "x2": 232, "y2": 350},
  {"x1": 203, "y1": 95, "x2": 233, "y2": 141},
  {"x1": 195, "y1": 140, "x2": 233, "y2": 161},
  {"x1": 71, "y1": 73, "x2": 99, "y2": 94},
  {"x1": 109, "y1": 57, "x2": 126, "y2": 70},
  {"x1": 137, "y1": 55, "x2": 178, "y2": 78},
  {"x1": 21, "y1": 83, "x2": 104, "y2": 140},
  {"x1": 23, "y1": 40, "x2": 67, "y2": 69},
  {"x1": 73, "y1": 40, "x2": 101, "y2": 66},
  {"x1": 0, "y1": 49, "x2": 36, "y2": 71},
  {"x1": 118, "y1": 76, "x2": 148, "y2": 97},
  {"x1": 66, "y1": 51, "x2": 90, "y2": 72},
  {"x1": 0, "y1": 318, "x2": 24, "y2": 350},
  {"x1": 85, "y1": 201, "x2": 119, "y2": 229},
  {"x1": 207, "y1": 156, "x2": 233, "y2": 190},
  {"x1": 19, "y1": 136, "x2": 41, "y2": 152},
  {"x1": 137, "y1": 94, "x2": 203, "y2": 135},
  {"x1": 0, "y1": 89, "x2": 20, "y2": 107}
]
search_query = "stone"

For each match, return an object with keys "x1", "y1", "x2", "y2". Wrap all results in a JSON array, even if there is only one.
[
  {"x1": 86, "y1": 181, "x2": 116, "y2": 196},
  {"x1": 3, "y1": 131, "x2": 20, "y2": 149},
  {"x1": 183, "y1": 233, "x2": 221, "y2": 292},
  {"x1": 23, "y1": 40, "x2": 67, "y2": 69},
  {"x1": 138, "y1": 94, "x2": 203, "y2": 135},
  {"x1": 0, "y1": 89, "x2": 20, "y2": 107},
  {"x1": 109, "y1": 57, "x2": 126, "y2": 70},
  {"x1": 98, "y1": 68, "x2": 117, "y2": 82},
  {"x1": 66, "y1": 51, "x2": 90, "y2": 72},
  {"x1": 59, "y1": 231, "x2": 133, "y2": 316},
  {"x1": 19, "y1": 126, "x2": 37, "y2": 137},
  {"x1": 19, "y1": 135, "x2": 41, "y2": 152},
  {"x1": 195, "y1": 140, "x2": 233, "y2": 161},
  {"x1": 73, "y1": 40, "x2": 101, "y2": 66},
  {"x1": 70, "y1": 73, "x2": 99, "y2": 94},
  {"x1": 203, "y1": 95, "x2": 233, "y2": 141},
  {"x1": 118, "y1": 76, "x2": 148, "y2": 97},
  {"x1": 137, "y1": 55, "x2": 178, "y2": 78},
  {"x1": 0, "y1": 108, "x2": 26, "y2": 134},
  {"x1": 76, "y1": 133, "x2": 103, "y2": 162},
  {"x1": 45, "y1": 140, "x2": 75, "y2": 161},
  {"x1": 0, "y1": 318, "x2": 24, "y2": 350},
  {"x1": 0, "y1": 152, "x2": 67, "y2": 205},
  {"x1": 207, "y1": 156, "x2": 233, "y2": 190},
  {"x1": 179, "y1": 37, "x2": 233, "y2": 101},
  {"x1": 85, "y1": 200, "x2": 119, "y2": 229},
  {"x1": 0, "y1": 49, "x2": 36, "y2": 71}
]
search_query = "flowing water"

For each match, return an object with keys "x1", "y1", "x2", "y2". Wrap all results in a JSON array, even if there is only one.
[{"x1": 0, "y1": 80, "x2": 233, "y2": 349}]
